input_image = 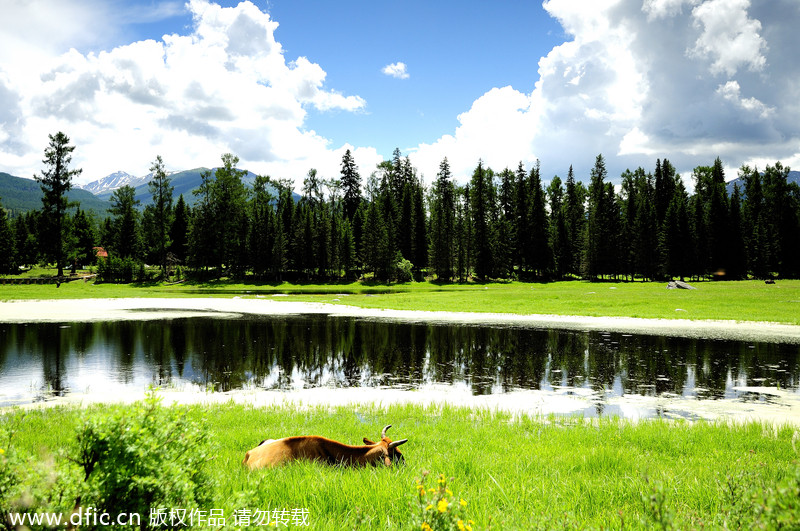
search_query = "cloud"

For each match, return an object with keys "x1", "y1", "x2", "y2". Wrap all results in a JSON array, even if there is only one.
[
  {"x1": 408, "y1": 0, "x2": 800, "y2": 183},
  {"x1": 382, "y1": 62, "x2": 409, "y2": 79},
  {"x1": 0, "y1": 0, "x2": 375, "y2": 187},
  {"x1": 689, "y1": 0, "x2": 767, "y2": 76}
]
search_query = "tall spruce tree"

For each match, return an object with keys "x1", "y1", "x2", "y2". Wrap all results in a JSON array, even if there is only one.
[
  {"x1": 632, "y1": 169, "x2": 658, "y2": 280},
  {"x1": 212, "y1": 153, "x2": 249, "y2": 277},
  {"x1": 728, "y1": 184, "x2": 748, "y2": 279},
  {"x1": 563, "y1": 165, "x2": 586, "y2": 277},
  {"x1": 35, "y1": 132, "x2": 82, "y2": 277},
  {"x1": 71, "y1": 207, "x2": 95, "y2": 267},
  {"x1": 741, "y1": 165, "x2": 767, "y2": 277},
  {"x1": 340, "y1": 149, "x2": 361, "y2": 222},
  {"x1": 469, "y1": 160, "x2": 493, "y2": 280},
  {"x1": 429, "y1": 158, "x2": 456, "y2": 280},
  {"x1": 528, "y1": 161, "x2": 550, "y2": 278},
  {"x1": 547, "y1": 176, "x2": 568, "y2": 279},
  {"x1": 660, "y1": 177, "x2": 691, "y2": 280},
  {"x1": 169, "y1": 195, "x2": 189, "y2": 264},
  {"x1": 707, "y1": 157, "x2": 730, "y2": 275},
  {"x1": 584, "y1": 154, "x2": 611, "y2": 279},
  {"x1": 0, "y1": 197, "x2": 16, "y2": 274},
  {"x1": 189, "y1": 169, "x2": 217, "y2": 272},
  {"x1": 248, "y1": 175, "x2": 275, "y2": 277},
  {"x1": 108, "y1": 185, "x2": 141, "y2": 259},
  {"x1": 147, "y1": 155, "x2": 174, "y2": 278},
  {"x1": 495, "y1": 168, "x2": 517, "y2": 278},
  {"x1": 514, "y1": 162, "x2": 530, "y2": 274}
]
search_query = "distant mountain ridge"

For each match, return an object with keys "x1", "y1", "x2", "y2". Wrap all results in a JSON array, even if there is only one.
[
  {"x1": 726, "y1": 170, "x2": 800, "y2": 196},
  {"x1": 79, "y1": 171, "x2": 151, "y2": 195},
  {"x1": 0, "y1": 172, "x2": 110, "y2": 216},
  {"x1": 1, "y1": 168, "x2": 299, "y2": 215}
]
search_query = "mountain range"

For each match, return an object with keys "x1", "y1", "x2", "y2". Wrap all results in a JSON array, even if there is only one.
[
  {"x1": 0, "y1": 172, "x2": 110, "y2": 216},
  {"x1": 1, "y1": 168, "x2": 298, "y2": 217},
  {"x1": 725, "y1": 170, "x2": 800, "y2": 196}
]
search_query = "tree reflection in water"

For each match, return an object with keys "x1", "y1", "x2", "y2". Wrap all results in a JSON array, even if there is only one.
[{"x1": 0, "y1": 315, "x2": 798, "y2": 406}]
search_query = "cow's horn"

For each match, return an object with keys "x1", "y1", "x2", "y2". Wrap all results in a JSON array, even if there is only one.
[
  {"x1": 388, "y1": 439, "x2": 408, "y2": 449},
  {"x1": 381, "y1": 425, "x2": 392, "y2": 438}
]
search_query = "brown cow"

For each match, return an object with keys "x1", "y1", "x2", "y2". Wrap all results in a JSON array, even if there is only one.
[{"x1": 242, "y1": 424, "x2": 408, "y2": 470}]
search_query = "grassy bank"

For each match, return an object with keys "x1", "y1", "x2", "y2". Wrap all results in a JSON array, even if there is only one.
[
  {"x1": 2, "y1": 278, "x2": 800, "y2": 324},
  {"x1": 2, "y1": 399, "x2": 799, "y2": 529}
]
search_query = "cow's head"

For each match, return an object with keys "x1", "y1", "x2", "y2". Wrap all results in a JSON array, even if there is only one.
[{"x1": 364, "y1": 424, "x2": 407, "y2": 466}]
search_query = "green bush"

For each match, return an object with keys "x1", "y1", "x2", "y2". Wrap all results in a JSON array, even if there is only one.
[
  {"x1": 395, "y1": 256, "x2": 414, "y2": 283},
  {"x1": 73, "y1": 392, "x2": 215, "y2": 529}
]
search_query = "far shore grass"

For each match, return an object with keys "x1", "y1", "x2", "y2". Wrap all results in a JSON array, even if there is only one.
[
  {"x1": 3, "y1": 400, "x2": 799, "y2": 529},
  {"x1": 2, "y1": 278, "x2": 800, "y2": 325}
]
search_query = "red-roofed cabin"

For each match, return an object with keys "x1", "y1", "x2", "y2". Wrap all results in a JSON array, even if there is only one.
[{"x1": 94, "y1": 247, "x2": 108, "y2": 259}]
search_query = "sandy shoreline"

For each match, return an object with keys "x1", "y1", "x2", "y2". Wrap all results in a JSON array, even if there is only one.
[{"x1": 2, "y1": 297, "x2": 800, "y2": 343}]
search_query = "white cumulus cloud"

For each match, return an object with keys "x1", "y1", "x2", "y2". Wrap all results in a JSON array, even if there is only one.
[
  {"x1": 0, "y1": 0, "x2": 375, "y2": 188},
  {"x1": 408, "y1": 0, "x2": 800, "y2": 183},
  {"x1": 382, "y1": 62, "x2": 409, "y2": 79}
]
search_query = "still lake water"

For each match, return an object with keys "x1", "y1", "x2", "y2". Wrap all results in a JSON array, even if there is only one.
[{"x1": 1, "y1": 315, "x2": 799, "y2": 419}]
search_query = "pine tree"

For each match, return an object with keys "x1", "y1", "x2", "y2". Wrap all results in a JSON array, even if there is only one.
[
  {"x1": 706, "y1": 157, "x2": 730, "y2": 276},
  {"x1": 362, "y1": 198, "x2": 391, "y2": 280},
  {"x1": 339, "y1": 219, "x2": 355, "y2": 280},
  {"x1": 428, "y1": 158, "x2": 455, "y2": 280},
  {"x1": 547, "y1": 176, "x2": 568, "y2": 279},
  {"x1": 0, "y1": 197, "x2": 16, "y2": 274},
  {"x1": 169, "y1": 195, "x2": 190, "y2": 264},
  {"x1": 212, "y1": 154, "x2": 249, "y2": 277},
  {"x1": 741, "y1": 165, "x2": 766, "y2": 277},
  {"x1": 619, "y1": 169, "x2": 637, "y2": 279},
  {"x1": 108, "y1": 185, "x2": 141, "y2": 259},
  {"x1": 13, "y1": 213, "x2": 38, "y2": 268},
  {"x1": 727, "y1": 184, "x2": 748, "y2": 279},
  {"x1": 248, "y1": 175, "x2": 275, "y2": 277},
  {"x1": 563, "y1": 165, "x2": 586, "y2": 277},
  {"x1": 584, "y1": 155, "x2": 610, "y2": 279},
  {"x1": 632, "y1": 170, "x2": 658, "y2": 280},
  {"x1": 514, "y1": 162, "x2": 530, "y2": 274},
  {"x1": 469, "y1": 160, "x2": 494, "y2": 280},
  {"x1": 495, "y1": 168, "x2": 516, "y2": 278},
  {"x1": 147, "y1": 155, "x2": 174, "y2": 278},
  {"x1": 71, "y1": 207, "x2": 95, "y2": 267},
  {"x1": 412, "y1": 179, "x2": 427, "y2": 272},
  {"x1": 660, "y1": 177, "x2": 691, "y2": 280},
  {"x1": 35, "y1": 132, "x2": 82, "y2": 277},
  {"x1": 340, "y1": 149, "x2": 361, "y2": 222},
  {"x1": 528, "y1": 161, "x2": 550, "y2": 277},
  {"x1": 189, "y1": 169, "x2": 217, "y2": 273}
]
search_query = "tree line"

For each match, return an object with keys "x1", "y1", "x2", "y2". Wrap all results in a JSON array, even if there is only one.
[{"x1": 1, "y1": 132, "x2": 799, "y2": 282}]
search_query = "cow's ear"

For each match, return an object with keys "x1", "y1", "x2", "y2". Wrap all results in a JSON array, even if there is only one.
[
  {"x1": 384, "y1": 455, "x2": 392, "y2": 467},
  {"x1": 363, "y1": 438, "x2": 375, "y2": 445}
]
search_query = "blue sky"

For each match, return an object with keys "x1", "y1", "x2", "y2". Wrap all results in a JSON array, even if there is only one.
[{"x1": 1, "y1": 0, "x2": 799, "y2": 189}]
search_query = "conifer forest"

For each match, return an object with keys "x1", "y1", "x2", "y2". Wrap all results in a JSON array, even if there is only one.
[{"x1": 2, "y1": 132, "x2": 799, "y2": 283}]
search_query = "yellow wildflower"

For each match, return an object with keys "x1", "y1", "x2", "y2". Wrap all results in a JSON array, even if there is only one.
[
  {"x1": 437, "y1": 498, "x2": 449, "y2": 513},
  {"x1": 425, "y1": 504, "x2": 434, "y2": 512},
  {"x1": 421, "y1": 523, "x2": 432, "y2": 531},
  {"x1": 446, "y1": 488, "x2": 453, "y2": 496},
  {"x1": 0, "y1": 448, "x2": 5, "y2": 455},
  {"x1": 428, "y1": 488, "x2": 436, "y2": 494},
  {"x1": 457, "y1": 520, "x2": 466, "y2": 531},
  {"x1": 460, "y1": 498, "x2": 468, "y2": 507}
]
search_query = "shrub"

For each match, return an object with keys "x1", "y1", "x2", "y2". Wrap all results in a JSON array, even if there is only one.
[
  {"x1": 73, "y1": 392, "x2": 215, "y2": 529},
  {"x1": 394, "y1": 256, "x2": 414, "y2": 283}
]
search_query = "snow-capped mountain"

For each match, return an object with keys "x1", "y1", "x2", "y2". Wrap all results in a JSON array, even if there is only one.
[{"x1": 79, "y1": 171, "x2": 151, "y2": 195}]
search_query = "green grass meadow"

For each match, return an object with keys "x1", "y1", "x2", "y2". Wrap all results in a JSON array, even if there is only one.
[
  {"x1": 3, "y1": 400, "x2": 799, "y2": 529},
  {"x1": 3, "y1": 278, "x2": 800, "y2": 324}
]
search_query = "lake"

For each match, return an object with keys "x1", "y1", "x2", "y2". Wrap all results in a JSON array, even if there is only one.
[{"x1": 1, "y1": 314, "x2": 799, "y2": 421}]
